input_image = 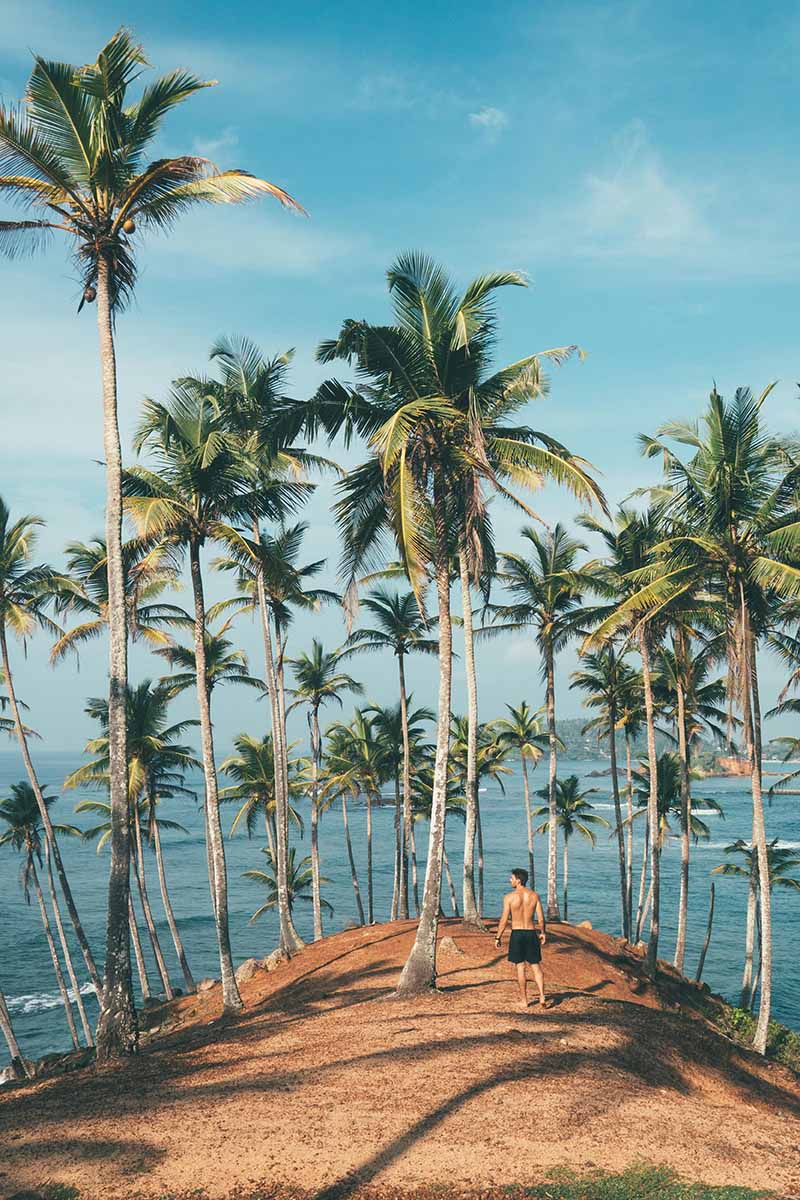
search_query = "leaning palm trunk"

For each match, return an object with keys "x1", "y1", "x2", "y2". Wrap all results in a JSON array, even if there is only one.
[
  {"x1": 544, "y1": 642, "x2": 561, "y2": 920},
  {"x1": 0, "y1": 627, "x2": 101, "y2": 1000},
  {"x1": 309, "y1": 707, "x2": 324, "y2": 940},
  {"x1": 443, "y1": 847, "x2": 460, "y2": 916},
  {"x1": 391, "y1": 771, "x2": 401, "y2": 920},
  {"x1": 640, "y1": 626, "x2": 661, "y2": 973},
  {"x1": 673, "y1": 667, "x2": 692, "y2": 974},
  {"x1": 397, "y1": 480, "x2": 453, "y2": 995},
  {"x1": 94, "y1": 255, "x2": 137, "y2": 1061},
  {"x1": 398, "y1": 654, "x2": 412, "y2": 920},
  {"x1": 366, "y1": 791, "x2": 374, "y2": 924},
  {"x1": 131, "y1": 813, "x2": 174, "y2": 1000},
  {"x1": 45, "y1": 841, "x2": 93, "y2": 1046},
  {"x1": 189, "y1": 542, "x2": 242, "y2": 1012},
  {"x1": 522, "y1": 756, "x2": 535, "y2": 887},
  {"x1": 608, "y1": 649, "x2": 628, "y2": 940},
  {"x1": 695, "y1": 880, "x2": 715, "y2": 982},
  {"x1": 635, "y1": 814, "x2": 650, "y2": 943},
  {"x1": 150, "y1": 810, "x2": 194, "y2": 993},
  {"x1": 459, "y1": 552, "x2": 481, "y2": 925},
  {"x1": 745, "y1": 621, "x2": 772, "y2": 1054},
  {"x1": 128, "y1": 892, "x2": 151, "y2": 1003},
  {"x1": 341, "y1": 791, "x2": 365, "y2": 925},
  {"x1": 476, "y1": 798, "x2": 485, "y2": 917},
  {"x1": 0, "y1": 987, "x2": 27, "y2": 1075},
  {"x1": 30, "y1": 857, "x2": 80, "y2": 1051},
  {"x1": 625, "y1": 732, "x2": 634, "y2": 937},
  {"x1": 255, "y1": 564, "x2": 303, "y2": 953}
]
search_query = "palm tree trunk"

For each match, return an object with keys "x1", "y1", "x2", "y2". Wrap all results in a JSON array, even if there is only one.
[
  {"x1": 0, "y1": 627, "x2": 101, "y2": 1000},
  {"x1": 189, "y1": 540, "x2": 242, "y2": 1012},
  {"x1": 443, "y1": 847, "x2": 460, "y2": 916},
  {"x1": 310, "y1": 707, "x2": 323, "y2": 941},
  {"x1": 150, "y1": 808, "x2": 194, "y2": 993},
  {"x1": 626, "y1": 731, "x2": 634, "y2": 939},
  {"x1": 750, "y1": 897, "x2": 762, "y2": 1013},
  {"x1": 563, "y1": 839, "x2": 569, "y2": 922},
  {"x1": 458, "y1": 551, "x2": 481, "y2": 925},
  {"x1": 398, "y1": 653, "x2": 411, "y2": 920},
  {"x1": 255, "y1": 561, "x2": 303, "y2": 953},
  {"x1": 128, "y1": 892, "x2": 151, "y2": 1003},
  {"x1": 366, "y1": 791, "x2": 374, "y2": 924},
  {"x1": 608, "y1": 652, "x2": 628, "y2": 940},
  {"x1": 522, "y1": 756, "x2": 535, "y2": 887},
  {"x1": 741, "y1": 867, "x2": 758, "y2": 1007},
  {"x1": 276, "y1": 631, "x2": 291, "y2": 863},
  {"x1": 635, "y1": 814, "x2": 650, "y2": 943},
  {"x1": 94, "y1": 253, "x2": 136, "y2": 1062},
  {"x1": 341, "y1": 792, "x2": 365, "y2": 925},
  {"x1": 410, "y1": 823, "x2": 420, "y2": 916},
  {"x1": 391, "y1": 770, "x2": 401, "y2": 921},
  {"x1": 397, "y1": 475, "x2": 453, "y2": 995},
  {"x1": 30, "y1": 857, "x2": 80, "y2": 1051},
  {"x1": 131, "y1": 811, "x2": 174, "y2": 1000},
  {"x1": 45, "y1": 841, "x2": 93, "y2": 1047},
  {"x1": 640, "y1": 626, "x2": 661, "y2": 973},
  {"x1": 545, "y1": 640, "x2": 561, "y2": 921},
  {"x1": 745, "y1": 619, "x2": 772, "y2": 1054},
  {"x1": 0, "y1": 987, "x2": 28, "y2": 1075},
  {"x1": 695, "y1": 880, "x2": 715, "y2": 982},
  {"x1": 674, "y1": 652, "x2": 692, "y2": 974},
  {"x1": 476, "y1": 797, "x2": 485, "y2": 918}
]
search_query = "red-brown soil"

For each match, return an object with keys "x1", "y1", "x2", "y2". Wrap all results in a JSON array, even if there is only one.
[{"x1": 1, "y1": 920, "x2": 798, "y2": 1199}]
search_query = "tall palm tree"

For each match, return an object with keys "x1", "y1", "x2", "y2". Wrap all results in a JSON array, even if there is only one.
[
  {"x1": 288, "y1": 641, "x2": 362, "y2": 938},
  {"x1": 65, "y1": 681, "x2": 199, "y2": 995},
  {"x1": 570, "y1": 649, "x2": 635, "y2": 940},
  {"x1": 534, "y1": 776, "x2": 610, "y2": 920},
  {"x1": 0, "y1": 30, "x2": 303, "y2": 1059},
  {"x1": 0, "y1": 498, "x2": 101, "y2": 1002},
  {"x1": 343, "y1": 588, "x2": 437, "y2": 917},
  {"x1": 125, "y1": 387, "x2": 286, "y2": 1013},
  {"x1": 245, "y1": 847, "x2": 333, "y2": 923},
  {"x1": 0, "y1": 784, "x2": 84, "y2": 1048},
  {"x1": 599, "y1": 386, "x2": 800, "y2": 1052},
  {"x1": 487, "y1": 524, "x2": 594, "y2": 920},
  {"x1": 494, "y1": 702, "x2": 549, "y2": 887}
]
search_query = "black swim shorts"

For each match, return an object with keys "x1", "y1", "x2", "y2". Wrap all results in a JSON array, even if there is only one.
[{"x1": 508, "y1": 929, "x2": 542, "y2": 964}]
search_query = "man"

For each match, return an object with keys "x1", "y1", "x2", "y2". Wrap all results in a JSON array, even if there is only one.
[{"x1": 494, "y1": 867, "x2": 548, "y2": 1011}]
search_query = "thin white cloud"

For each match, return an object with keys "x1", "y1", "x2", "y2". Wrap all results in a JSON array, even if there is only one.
[
  {"x1": 193, "y1": 126, "x2": 239, "y2": 158},
  {"x1": 469, "y1": 106, "x2": 509, "y2": 137}
]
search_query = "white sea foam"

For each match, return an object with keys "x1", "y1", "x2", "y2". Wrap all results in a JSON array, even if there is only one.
[{"x1": 7, "y1": 982, "x2": 96, "y2": 1014}]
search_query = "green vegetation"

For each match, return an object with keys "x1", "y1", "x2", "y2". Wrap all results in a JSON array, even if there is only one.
[{"x1": 522, "y1": 1164, "x2": 771, "y2": 1199}]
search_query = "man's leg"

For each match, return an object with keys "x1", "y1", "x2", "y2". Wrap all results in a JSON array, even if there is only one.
[
  {"x1": 531, "y1": 962, "x2": 546, "y2": 1006},
  {"x1": 515, "y1": 962, "x2": 528, "y2": 1009}
]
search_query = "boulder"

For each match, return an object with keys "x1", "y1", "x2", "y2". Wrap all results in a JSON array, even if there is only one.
[
  {"x1": 577, "y1": 919, "x2": 593, "y2": 930},
  {"x1": 235, "y1": 957, "x2": 261, "y2": 984},
  {"x1": 439, "y1": 935, "x2": 466, "y2": 956},
  {"x1": 262, "y1": 948, "x2": 289, "y2": 973},
  {"x1": 197, "y1": 977, "x2": 219, "y2": 993}
]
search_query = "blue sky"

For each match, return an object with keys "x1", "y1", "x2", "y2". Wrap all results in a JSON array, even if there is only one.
[{"x1": 2, "y1": 0, "x2": 800, "y2": 753}]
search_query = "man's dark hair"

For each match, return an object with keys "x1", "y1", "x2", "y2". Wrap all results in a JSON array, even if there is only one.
[{"x1": 511, "y1": 867, "x2": 529, "y2": 886}]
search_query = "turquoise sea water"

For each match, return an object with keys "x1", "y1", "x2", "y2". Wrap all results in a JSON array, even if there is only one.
[{"x1": 1, "y1": 749, "x2": 798, "y2": 1063}]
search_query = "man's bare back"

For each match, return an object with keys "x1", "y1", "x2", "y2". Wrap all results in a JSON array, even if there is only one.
[
  {"x1": 494, "y1": 869, "x2": 547, "y2": 1011},
  {"x1": 504, "y1": 884, "x2": 542, "y2": 930}
]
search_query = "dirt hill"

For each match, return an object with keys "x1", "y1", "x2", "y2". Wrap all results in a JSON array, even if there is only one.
[{"x1": 1, "y1": 920, "x2": 798, "y2": 1199}]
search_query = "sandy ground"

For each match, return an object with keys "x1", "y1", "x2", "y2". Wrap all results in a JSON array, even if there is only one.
[{"x1": 1, "y1": 920, "x2": 799, "y2": 1200}]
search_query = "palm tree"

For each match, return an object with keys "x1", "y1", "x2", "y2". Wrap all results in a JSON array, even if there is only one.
[
  {"x1": 126, "y1": 385, "x2": 285, "y2": 1013},
  {"x1": 220, "y1": 732, "x2": 306, "y2": 857},
  {"x1": 534, "y1": 776, "x2": 610, "y2": 920},
  {"x1": 487, "y1": 524, "x2": 595, "y2": 921},
  {"x1": 570, "y1": 649, "x2": 635, "y2": 940},
  {"x1": 343, "y1": 588, "x2": 437, "y2": 918},
  {"x1": 288, "y1": 641, "x2": 362, "y2": 938},
  {"x1": 450, "y1": 716, "x2": 513, "y2": 914},
  {"x1": 245, "y1": 847, "x2": 332, "y2": 923},
  {"x1": 319, "y1": 726, "x2": 367, "y2": 926},
  {"x1": 599, "y1": 386, "x2": 800, "y2": 1051},
  {"x1": 0, "y1": 30, "x2": 303, "y2": 1059},
  {"x1": 0, "y1": 498, "x2": 101, "y2": 1002},
  {"x1": 65, "y1": 681, "x2": 199, "y2": 995},
  {"x1": 0, "y1": 783, "x2": 84, "y2": 1048},
  {"x1": 714, "y1": 839, "x2": 800, "y2": 1010},
  {"x1": 494, "y1": 702, "x2": 549, "y2": 888},
  {"x1": 0, "y1": 986, "x2": 27, "y2": 1076}
]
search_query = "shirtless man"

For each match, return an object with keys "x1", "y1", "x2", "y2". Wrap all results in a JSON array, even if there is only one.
[{"x1": 494, "y1": 867, "x2": 547, "y2": 1011}]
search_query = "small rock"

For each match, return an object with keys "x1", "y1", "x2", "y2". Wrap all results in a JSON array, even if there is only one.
[
  {"x1": 559, "y1": 1037, "x2": 568, "y2": 1046},
  {"x1": 262, "y1": 948, "x2": 289, "y2": 973},
  {"x1": 197, "y1": 977, "x2": 219, "y2": 992},
  {"x1": 440, "y1": 935, "x2": 466, "y2": 956},
  {"x1": 578, "y1": 919, "x2": 593, "y2": 929},
  {"x1": 235, "y1": 957, "x2": 261, "y2": 984},
  {"x1": 632, "y1": 940, "x2": 648, "y2": 958}
]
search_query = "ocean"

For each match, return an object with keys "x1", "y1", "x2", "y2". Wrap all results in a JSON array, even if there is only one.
[{"x1": 1, "y1": 749, "x2": 798, "y2": 1063}]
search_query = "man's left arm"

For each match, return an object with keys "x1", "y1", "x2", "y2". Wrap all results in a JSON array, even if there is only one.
[
  {"x1": 495, "y1": 895, "x2": 511, "y2": 947},
  {"x1": 535, "y1": 894, "x2": 547, "y2": 945}
]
